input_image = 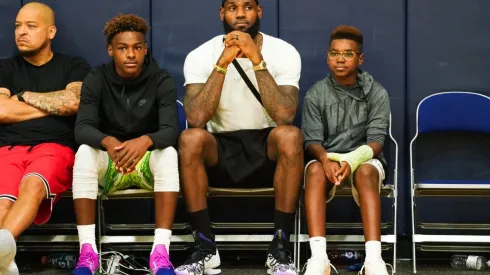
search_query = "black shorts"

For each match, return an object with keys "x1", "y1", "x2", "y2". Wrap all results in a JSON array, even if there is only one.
[{"x1": 207, "y1": 127, "x2": 276, "y2": 188}]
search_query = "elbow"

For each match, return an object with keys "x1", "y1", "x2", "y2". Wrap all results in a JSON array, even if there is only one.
[
  {"x1": 65, "y1": 101, "x2": 79, "y2": 116},
  {"x1": 274, "y1": 110, "x2": 296, "y2": 126},
  {"x1": 186, "y1": 114, "x2": 209, "y2": 129},
  {"x1": 0, "y1": 104, "x2": 10, "y2": 123}
]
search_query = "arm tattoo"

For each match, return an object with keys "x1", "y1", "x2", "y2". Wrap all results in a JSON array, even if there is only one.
[
  {"x1": 0, "y1": 91, "x2": 10, "y2": 98},
  {"x1": 24, "y1": 82, "x2": 82, "y2": 116},
  {"x1": 255, "y1": 70, "x2": 299, "y2": 125},
  {"x1": 184, "y1": 70, "x2": 225, "y2": 128}
]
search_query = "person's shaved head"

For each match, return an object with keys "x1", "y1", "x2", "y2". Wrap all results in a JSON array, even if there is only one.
[{"x1": 15, "y1": 2, "x2": 57, "y2": 57}]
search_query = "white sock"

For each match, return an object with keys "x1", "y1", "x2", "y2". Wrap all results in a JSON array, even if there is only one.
[
  {"x1": 309, "y1": 236, "x2": 327, "y2": 258},
  {"x1": 152, "y1": 228, "x2": 172, "y2": 253},
  {"x1": 7, "y1": 261, "x2": 18, "y2": 274},
  {"x1": 77, "y1": 224, "x2": 98, "y2": 253},
  {"x1": 365, "y1": 240, "x2": 382, "y2": 261},
  {"x1": 0, "y1": 229, "x2": 16, "y2": 268}
]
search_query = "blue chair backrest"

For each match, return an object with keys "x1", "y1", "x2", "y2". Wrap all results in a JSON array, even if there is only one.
[
  {"x1": 416, "y1": 92, "x2": 490, "y2": 134},
  {"x1": 176, "y1": 100, "x2": 188, "y2": 132}
]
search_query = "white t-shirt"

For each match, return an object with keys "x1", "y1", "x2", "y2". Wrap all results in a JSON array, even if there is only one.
[{"x1": 183, "y1": 32, "x2": 301, "y2": 133}]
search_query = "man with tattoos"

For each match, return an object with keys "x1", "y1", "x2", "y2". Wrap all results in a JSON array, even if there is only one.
[
  {"x1": 72, "y1": 14, "x2": 179, "y2": 275},
  {"x1": 175, "y1": 1, "x2": 303, "y2": 275},
  {"x1": 0, "y1": 2, "x2": 90, "y2": 273}
]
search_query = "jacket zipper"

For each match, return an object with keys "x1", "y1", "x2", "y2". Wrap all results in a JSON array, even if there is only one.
[{"x1": 121, "y1": 86, "x2": 130, "y2": 131}]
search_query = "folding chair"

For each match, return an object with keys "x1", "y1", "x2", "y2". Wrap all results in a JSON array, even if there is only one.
[
  {"x1": 410, "y1": 91, "x2": 490, "y2": 273},
  {"x1": 294, "y1": 114, "x2": 399, "y2": 273}
]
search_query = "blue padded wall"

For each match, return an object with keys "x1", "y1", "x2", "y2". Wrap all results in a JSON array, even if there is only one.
[
  {"x1": 151, "y1": 0, "x2": 279, "y2": 101},
  {"x1": 407, "y1": 0, "x2": 490, "y2": 135},
  {"x1": 24, "y1": 0, "x2": 151, "y2": 67},
  {"x1": 278, "y1": 0, "x2": 407, "y2": 234},
  {"x1": 0, "y1": 1, "x2": 21, "y2": 59}
]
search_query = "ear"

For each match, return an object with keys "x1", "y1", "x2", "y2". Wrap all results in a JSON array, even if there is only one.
[
  {"x1": 257, "y1": 5, "x2": 263, "y2": 19},
  {"x1": 48, "y1": 25, "x2": 57, "y2": 40},
  {"x1": 358, "y1": 53, "x2": 364, "y2": 66},
  {"x1": 108, "y1": 44, "x2": 114, "y2": 57},
  {"x1": 220, "y1": 7, "x2": 225, "y2": 21},
  {"x1": 144, "y1": 42, "x2": 148, "y2": 55}
]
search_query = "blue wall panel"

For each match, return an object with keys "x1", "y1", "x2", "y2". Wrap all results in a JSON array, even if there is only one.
[
  {"x1": 25, "y1": 0, "x2": 151, "y2": 67},
  {"x1": 0, "y1": 1, "x2": 22, "y2": 59},
  {"x1": 407, "y1": 0, "x2": 490, "y2": 135}
]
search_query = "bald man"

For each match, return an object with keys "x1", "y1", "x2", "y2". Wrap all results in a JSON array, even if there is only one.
[{"x1": 0, "y1": 2, "x2": 90, "y2": 273}]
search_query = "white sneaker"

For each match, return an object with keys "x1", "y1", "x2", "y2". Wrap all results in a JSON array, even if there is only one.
[
  {"x1": 0, "y1": 261, "x2": 19, "y2": 275},
  {"x1": 0, "y1": 230, "x2": 16, "y2": 269},
  {"x1": 303, "y1": 255, "x2": 338, "y2": 275},
  {"x1": 359, "y1": 259, "x2": 392, "y2": 275},
  {"x1": 174, "y1": 232, "x2": 221, "y2": 275}
]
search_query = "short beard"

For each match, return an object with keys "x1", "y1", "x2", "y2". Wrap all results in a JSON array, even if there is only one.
[
  {"x1": 18, "y1": 40, "x2": 49, "y2": 57},
  {"x1": 223, "y1": 18, "x2": 261, "y2": 39}
]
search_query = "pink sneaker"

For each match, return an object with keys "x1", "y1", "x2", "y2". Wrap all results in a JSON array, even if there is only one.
[
  {"x1": 150, "y1": 245, "x2": 175, "y2": 275},
  {"x1": 73, "y1": 244, "x2": 99, "y2": 274}
]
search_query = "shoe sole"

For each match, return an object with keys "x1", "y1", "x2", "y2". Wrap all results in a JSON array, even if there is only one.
[{"x1": 204, "y1": 269, "x2": 222, "y2": 275}]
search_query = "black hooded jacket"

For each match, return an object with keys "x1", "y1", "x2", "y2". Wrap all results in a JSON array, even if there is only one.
[{"x1": 75, "y1": 55, "x2": 178, "y2": 150}]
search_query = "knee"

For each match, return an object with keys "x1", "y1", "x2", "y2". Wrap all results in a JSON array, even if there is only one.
[
  {"x1": 178, "y1": 129, "x2": 208, "y2": 158},
  {"x1": 273, "y1": 126, "x2": 303, "y2": 157},
  {"x1": 74, "y1": 145, "x2": 98, "y2": 170},
  {"x1": 18, "y1": 177, "x2": 46, "y2": 203},
  {"x1": 354, "y1": 164, "x2": 379, "y2": 190},
  {"x1": 305, "y1": 162, "x2": 326, "y2": 187},
  {"x1": 153, "y1": 148, "x2": 180, "y2": 193}
]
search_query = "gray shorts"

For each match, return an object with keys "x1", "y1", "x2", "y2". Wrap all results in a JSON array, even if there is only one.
[{"x1": 304, "y1": 159, "x2": 386, "y2": 206}]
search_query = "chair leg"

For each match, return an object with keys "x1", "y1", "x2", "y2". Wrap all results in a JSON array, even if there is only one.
[{"x1": 412, "y1": 241, "x2": 417, "y2": 273}]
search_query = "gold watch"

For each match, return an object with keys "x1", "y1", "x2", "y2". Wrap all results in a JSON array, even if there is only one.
[{"x1": 253, "y1": 60, "x2": 267, "y2": 71}]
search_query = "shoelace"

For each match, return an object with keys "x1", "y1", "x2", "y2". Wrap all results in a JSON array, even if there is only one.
[
  {"x1": 358, "y1": 260, "x2": 393, "y2": 275},
  {"x1": 76, "y1": 253, "x2": 96, "y2": 270},
  {"x1": 302, "y1": 258, "x2": 339, "y2": 274},
  {"x1": 152, "y1": 252, "x2": 174, "y2": 271}
]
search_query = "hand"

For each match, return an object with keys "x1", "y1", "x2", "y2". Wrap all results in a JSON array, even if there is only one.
[
  {"x1": 10, "y1": 95, "x2": 18, "y2": 101},
  {"x1": 224, "y1": 31, "x2": 262, "y2": 65},
  {"x1": 101, "y1": 136, "x2": 123, "y2": 164},
  {"x1": 322, "y1": 159, "x2": 341, "y2": 186},
  {"x1": 335, "y1": 161, "x2": 352, "y2": 184},
  {"x1": 113, "y1": 136, "x2": 153, "y2": 174},
  {"x1": 216, "y1": 44, "x2": 242, "y2": 68}
]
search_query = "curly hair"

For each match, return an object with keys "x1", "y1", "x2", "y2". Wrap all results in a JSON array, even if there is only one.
[
  {"x1": 104, "y1": 13, "x2": 149, "y2": 44},
  {"x1": 330, "y1": 25, "x2": 363, "y2": 52}
]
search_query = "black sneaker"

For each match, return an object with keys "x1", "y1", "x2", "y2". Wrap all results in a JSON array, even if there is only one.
[
  {"x1": 174, "y1": 232, "x2": 221, "y2": 275},
  {"x1": 265, "y1": 230, "x2": 297, "y2": 275}
]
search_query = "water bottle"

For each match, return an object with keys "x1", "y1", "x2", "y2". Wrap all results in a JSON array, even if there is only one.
[
  {"x1": 450, "y1": 255, "x2": 488, "y2": 270},
  {"x1": 41, "y1": 253, "x2": 78, "y2": 269},
  {"x1": 328, "y1": 250, "x2": 364, "y2": 265}
]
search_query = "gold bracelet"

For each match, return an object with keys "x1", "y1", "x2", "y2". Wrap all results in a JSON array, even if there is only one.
[{"x1": 214, "y1": 64, "x2": 227, "y2": 74}]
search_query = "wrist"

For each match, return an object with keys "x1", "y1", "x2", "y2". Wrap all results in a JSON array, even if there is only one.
[
  {"x1": 17, "y1": 90, "x2": 27, "y2": 102},
  {"x1": 216, "y1": 60, "x2": 230, "y2": 69},
  {"x1": 140, "y1": 135, "x2": 154, "y2": 149},
  {"x1": 101, "y1": 136, "x2": 116, "y2": 149},
  {"x1": 250, "y1": 54, "x2": 263, "y2": 66}
]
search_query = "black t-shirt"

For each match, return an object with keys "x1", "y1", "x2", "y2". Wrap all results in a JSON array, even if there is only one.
[{"x1": 0, "y1": 53, "x2": 91, "y2": 149}]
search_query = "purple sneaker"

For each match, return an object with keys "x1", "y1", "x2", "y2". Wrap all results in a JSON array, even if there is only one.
[
  {"x1": 73, "y1": 244, "x2": 98, "y2": 275},
  {"x1": 150, "y1": 245, "x2": 175, "y2": 275}
]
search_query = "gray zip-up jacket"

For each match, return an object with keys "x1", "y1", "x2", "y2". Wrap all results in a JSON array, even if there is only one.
[{"x1": 301, "y1": 70, "x2": 390, "y2": 164}]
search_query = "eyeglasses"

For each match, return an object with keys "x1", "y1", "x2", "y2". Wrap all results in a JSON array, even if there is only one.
[{"x1": 327, "y1": 50, "x2": 360, "y2": 61}]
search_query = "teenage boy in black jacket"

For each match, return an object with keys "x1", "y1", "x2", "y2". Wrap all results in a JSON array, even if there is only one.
[{"x1": 71, "y1": 14, "x2": 179, "y2": 275}]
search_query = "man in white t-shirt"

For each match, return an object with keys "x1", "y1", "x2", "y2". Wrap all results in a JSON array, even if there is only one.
[{"x1": 175, "y1": 1, "x2": 303, "y2": 275}]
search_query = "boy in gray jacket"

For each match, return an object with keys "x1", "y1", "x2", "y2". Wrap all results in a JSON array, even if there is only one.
[{"x1": 301, "y1": 25, "x2": 391, "y2": 275}]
